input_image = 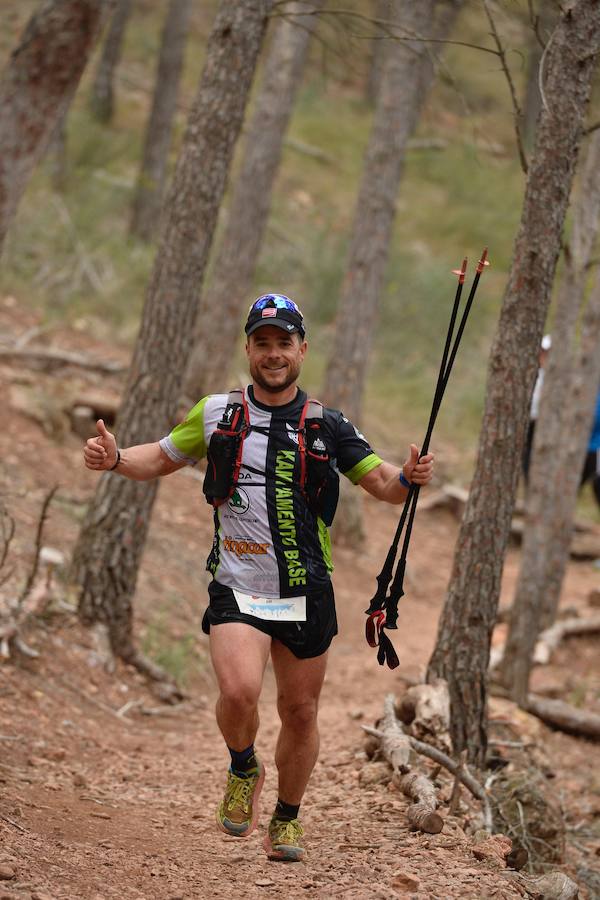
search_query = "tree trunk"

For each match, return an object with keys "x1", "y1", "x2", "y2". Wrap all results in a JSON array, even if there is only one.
[
  {"x1": 130, "y1": 0, "x2": 192, "y2": 242},
  {"x1": 0, "y1": 0, "x2": 116, "y2": 258},
  {"x1": 182, "y1": 0, "x2": 322, "y2": 401},
  {"x1": 521, "y1": 1, "x2": 557, "y2": 149},
  {"x1": 364, "y1": 0, "x2": 392, "y2": 105},
  {"x1": 89, "y1": 0, "x2": 132, "y2": 122},
  {"x1": 500, "y1": 263, "x2": 600, "y2": 700},
  {"x1": 426, "y1": 0, "x2": 600, "y2": 768},
  {"x1": 47, "y1": 110, "x2": 68, "y2": 192},
  {"x1": 71, "y1": 0, "x2": 273, "y2": 666},
  {"x1": 321, "y1": 0, "x2": 461, "y2": 547},
  {"x1": 322, "y1": 0, "x2": 462, "y2": 425}
]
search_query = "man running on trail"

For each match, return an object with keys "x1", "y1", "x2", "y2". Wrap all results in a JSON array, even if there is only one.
[{"x1": 83, "y1": 294, "x2": 434, "y2": 862}]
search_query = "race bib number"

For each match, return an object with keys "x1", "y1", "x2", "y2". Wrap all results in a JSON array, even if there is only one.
[{"x1": 233, "y1": 590, "x2": 306, "y2": 622}]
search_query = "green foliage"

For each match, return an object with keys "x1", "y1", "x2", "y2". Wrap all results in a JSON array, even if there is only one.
[{"x1": 0, "y1": 0, "x2": 571, "y2": 467}]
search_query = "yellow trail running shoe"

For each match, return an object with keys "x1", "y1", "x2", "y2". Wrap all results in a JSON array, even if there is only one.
[
  {"x1": 264, "y1": 816, "x2": 305, "y2": 862},
  {"x1": 216, "y1": 762, "x2": 265, "y2": 837}
]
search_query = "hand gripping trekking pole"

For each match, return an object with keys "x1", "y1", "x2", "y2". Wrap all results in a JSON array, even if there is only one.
[{"x1": 365, "y1": 249, "x2": 489, "y2": 669}]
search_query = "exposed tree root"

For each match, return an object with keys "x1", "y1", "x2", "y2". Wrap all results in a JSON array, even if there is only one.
[{"x1": 522, "y1": 694, "x2": 600, "y2": 740}]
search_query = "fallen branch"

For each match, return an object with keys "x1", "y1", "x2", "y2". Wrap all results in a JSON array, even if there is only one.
[
  {"x1": 408, "y1": 737, "x2": 492, "y2": 832},
  {"x1": 0, "y1": 347, "x2": 126, "y2": 375},
  {"x1": 448, "y1": 749, "x2": 467, "y2": 816},
  {"x1": 397, "y1": 770, "x2": 443, "y2": 834},
  {"x1": 533, "y1": 614, "x2": 600, "y2": 664},
  {"x1": 0, "y1": 490, "x2": 61, "y2": 660},
  {"x1": 18, "y1": 486, "x2": 58, "y2": 606},
  {"x1": 379, "y1": 693, "x2": 413, "y2": 773},
  {"x1": 362, "y1": 694, "x2": 492, "y2": 831},
  {"x1": 284, "y1": 136, "x2": 335, "y2": 164},
  {"x1": 0, "y1": 813, "x2": 28, "y2": 833},
  {"x1": 0, "y1": 502, "x2": 15, "y2": 575},
  {"x1": 138, "y1": 702, "x2": 193, "y2": 717},
  {"x1": 522, "y1": 694, "x2": 600, "y2": 740},
  {"x1": 490, "y1": 614, "x2": 600, "y2": 671},
  {"x1": 54, "y1": 675, "x2": 131, "y2": 726}
]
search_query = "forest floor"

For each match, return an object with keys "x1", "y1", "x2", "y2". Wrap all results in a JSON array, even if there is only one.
[{"x1": 1, "y1": 298, "x2": 600, "y2": 900}]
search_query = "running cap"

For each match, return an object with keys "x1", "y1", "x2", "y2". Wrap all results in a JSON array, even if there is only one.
[
  {"x1": 541, "y1": 334, "x2": 552, "y2": 351},
  {"x1": 245, "y1": 294, "x2": 305, "y2": 339}
]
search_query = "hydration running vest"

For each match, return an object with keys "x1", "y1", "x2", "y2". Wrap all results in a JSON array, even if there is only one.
[{"x1": 202, "y1": 388, "x2": 339, "y2": 525}]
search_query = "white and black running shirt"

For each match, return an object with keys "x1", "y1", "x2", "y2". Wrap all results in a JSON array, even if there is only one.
[{"x1": 159, "y1": 386, "x2": 382, "y2": 599}]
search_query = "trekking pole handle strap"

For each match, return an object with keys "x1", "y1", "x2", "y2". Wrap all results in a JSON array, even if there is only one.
[{"x1": 398, "y1": 472, "x2": 411, "y2": 488}]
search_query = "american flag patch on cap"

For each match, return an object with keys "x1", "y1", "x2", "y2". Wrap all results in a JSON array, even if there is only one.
[{"x1": 262, "y1": 308, "x2": 277, "y2": 317}]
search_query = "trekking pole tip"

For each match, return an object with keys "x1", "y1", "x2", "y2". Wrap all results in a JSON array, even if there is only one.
[
  {"x1": 452, "y1": 257, "x2": 468, "y2": 283},
  {"x1": 477, "y1": 247, "x2": 490, "y2": 273}
]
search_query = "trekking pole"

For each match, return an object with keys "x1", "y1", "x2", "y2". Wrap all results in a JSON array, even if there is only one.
[
  {"x1": 366, "y1": 256, "x2": 468, "y2": 624},
  {"x1": 365, "y1": 249, "x2": 489, "y2": 668}
]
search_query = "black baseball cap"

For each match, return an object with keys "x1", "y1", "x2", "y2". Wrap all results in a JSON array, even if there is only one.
[{"x1": 245, "y1": 294, "x2": 305, "y2": 338}]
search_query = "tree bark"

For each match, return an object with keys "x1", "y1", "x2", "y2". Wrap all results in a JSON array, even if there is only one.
[
  {"x1": 364, "y1": 0, "x2": 392, "y2": 105},
  {"x1": 47, "y1": 110, "x2": 68, "y2": 192},
  {"x1": 0, "y1": 0, "x2": 116, "y2": 258},
  {"x1": 89, "y1": 0, "x2": 132, "y2": 122},
  {"x1": 130, "y1": 0, "x2": 192, "y2": 241},
  {"x1": 521, "y1": 1, "x2": 557, "y2": 149},
  {"x1": 182, "y1": 0, "x2": 322, "y2": 400},
  {"x1": 426, "y1": 0, "x2": 600, "y2": 768},
  {"x1": 71, "y1": 0, "x2": 273, "y2": 665},
  {"x1": 500, "y1": 254, "x2": 600, "y2": 703},
  {"x1": 322, "y1": 0, "x2": 462, "y2": 425}
]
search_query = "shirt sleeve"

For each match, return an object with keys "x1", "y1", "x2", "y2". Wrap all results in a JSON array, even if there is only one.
[
  {"x1": 328, "y1": 410, "x2": 382, "y2": 484},
  {"x1": 159, "y1": 396, "x2": 210, "y2": 465}
]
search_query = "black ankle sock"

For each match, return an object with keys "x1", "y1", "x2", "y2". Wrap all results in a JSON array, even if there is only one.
[
  {"x1": 275, "y1": 799, "x2": 300, "y2": 822},
  {"x1": 228, "y1": 744, "x2": 257, "y2": 775}
]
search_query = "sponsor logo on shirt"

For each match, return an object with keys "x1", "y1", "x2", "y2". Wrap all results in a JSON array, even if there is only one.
[
  {"x1": 223, "y1": 537, "x2": 270, "y2": 557},
  {"x1": 342, "y1": 416, "x2": 366, "y2": 441},
  {"x1": 312, "y1": 437, "x2": 326, "y2": 452},
  {"x1": 228, "y1": 487, "x2": 250, "y2": 515},
  {"x1": 275, "y1": 450, "x2": 307, "y2": 589},
  {"x1": 285, "y1": 423, "x2": 299, "y2": 445}
]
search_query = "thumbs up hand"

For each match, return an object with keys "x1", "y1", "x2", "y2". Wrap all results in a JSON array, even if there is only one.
[
  {"x1": 83, "y1": 419, "x2": 118, "y2": 470},
  {"x1": 402, "y1": 443, "x2": 434, "y2": 486}
]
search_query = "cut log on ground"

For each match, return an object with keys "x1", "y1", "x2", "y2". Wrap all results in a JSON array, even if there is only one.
[
  {"x1": 533, "y1": 614, "x2": 600, "y2": 664},
  {"x1": 407, "y1": 737, "x2": 492, "y2": 832},
  {"x1": 523, "y1": 694, "x2": 600, "y2": 740},
  {"x1": 362, "y1": 694, "x2": 494, "y2": 832},
  {"x1": 522, "y1": 871, "x2": 579, "y2": 899},
  {"x1": 0, "y1": 346, "x2": 126, "y2": 374},
  {"x1": 396, "y1": 770, "x2": 443, "y2": 834},
  {"x1": 396, "y1": 678, "x2": 451, "y2": 752}
]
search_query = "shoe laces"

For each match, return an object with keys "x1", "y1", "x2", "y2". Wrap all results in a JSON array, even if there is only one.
[
  {"x1": 226, "y1": 771, "x2": 256, "y2": 813},
  {"x1": 270, "y1": 817, "x2": 303, "y2": 845}
]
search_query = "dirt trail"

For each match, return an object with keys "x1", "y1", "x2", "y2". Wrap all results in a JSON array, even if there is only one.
[{"x1": 1, "y1": 306, "x2": 599, "y2": 899}]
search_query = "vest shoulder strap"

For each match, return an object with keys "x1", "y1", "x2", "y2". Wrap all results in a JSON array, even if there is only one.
[
  {"x1": 299, "y1": 397, "x2": 324, "y2": 429},
  {"x1": 227, "y1": 388, "x2": 245, "y2": 407},
  {"x1": 305, "y1": 398, "x2": 324, "y2": 420}
]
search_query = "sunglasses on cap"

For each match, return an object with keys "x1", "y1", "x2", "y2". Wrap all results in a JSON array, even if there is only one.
[{"x1": 248, "y1": 294, "x2": 304, "y2": 316}]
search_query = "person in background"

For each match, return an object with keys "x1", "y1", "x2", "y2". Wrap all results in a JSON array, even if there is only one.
[
  {"x1": 580, "y1": 389, "x2": 600, "y2": 509},
  {"x1": 523, "y1": 334, "x2": 552, "y2": 482}
]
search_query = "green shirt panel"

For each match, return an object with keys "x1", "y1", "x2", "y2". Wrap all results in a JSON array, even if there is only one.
[
  {"x1": 343, "y1": 452, "x2": 382, "y2": 485},
  {"x1": 169, "y1": 396, "x2": 210, "y2": 461}
]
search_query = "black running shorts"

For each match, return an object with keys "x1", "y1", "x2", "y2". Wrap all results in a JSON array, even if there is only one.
[{"x1": 202, "y1": 580, "x2": 338, "y2": 659}]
